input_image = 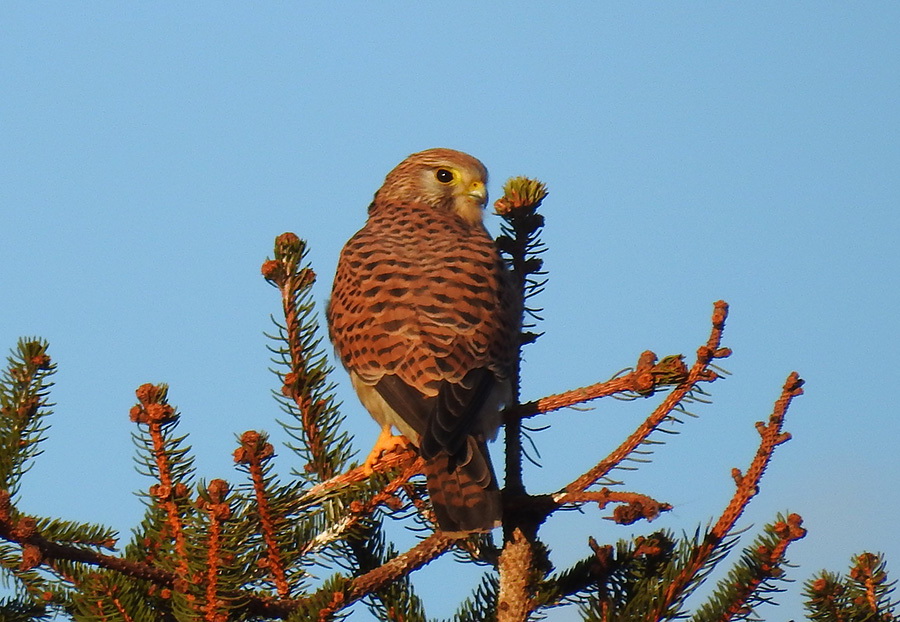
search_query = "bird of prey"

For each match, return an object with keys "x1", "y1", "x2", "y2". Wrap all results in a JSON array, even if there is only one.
[{"x1": 327, "y1": 148, "x2": 519, "y2": 535}]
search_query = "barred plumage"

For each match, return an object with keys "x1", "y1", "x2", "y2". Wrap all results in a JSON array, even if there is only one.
[{"x1": 327, "y1": 148, "x2": 519, "y2": 534}]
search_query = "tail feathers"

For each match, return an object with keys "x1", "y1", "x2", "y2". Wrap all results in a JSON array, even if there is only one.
[{"x1": 423, "y1": 437, "x2": 500, "y2": 535}]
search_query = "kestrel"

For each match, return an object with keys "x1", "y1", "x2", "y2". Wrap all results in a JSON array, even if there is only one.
[{"x1": 327, "y1": 148, "x2": 519, "y2": 535}]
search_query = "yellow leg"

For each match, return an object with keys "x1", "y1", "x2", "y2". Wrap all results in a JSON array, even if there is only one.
[{"x1": 363, "y1": 426, "x2": 410, "y2": 475}]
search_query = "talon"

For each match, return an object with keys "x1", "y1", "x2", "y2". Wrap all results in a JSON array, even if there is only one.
[{"x1": 362, "y1": 426, "x2": 410, "y2": 475}]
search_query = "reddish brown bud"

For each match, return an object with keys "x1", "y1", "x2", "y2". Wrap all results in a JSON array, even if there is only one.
[
  {"x1": 30, "y1": 354, "x2": 52, "y2": 369},
  {"x1": 135, "y1": 383, "x2": 158, "y2": 404},
  {"x1": 129, "y1": 405, "x2": 145, "y2": 423},
  {"x1": 144, "y1": 403, "x2": 175, "y2": 423},
  {"x1": 150, "y1": 484, "x2": 170, "y2": 500},
  {"x1": 20, "y1": 544, "x2": 42, "y2": 570},
  {"x1": 207, "y1": 479, "x2": 230, "y2": 504},
  {"x1": 258, "y1": 442, "x2": 274, "y2": 460},
  {"x1": 240, "y1": 430, "x2": 261, "y2": 445},
  {"x1": 634, "y1": 373, "x2": 655, "y2": 393},
  {"x1": 235, "y1": 430, "x2": 274, "y2": 463},
  {"x1": 711, "y1": 301, "x2": 729, "y2": 327},
  {"x1": 612, "y1": 502, "x2": 643, "y2": 525},
  {"x1": 281, "y1": 372, "x2": 298, "y2": 396},
  {"x1": 261, "y1": 259, "x2": 285, "y2": 284},
  {"x1": 636, "y1": 350, "x2": 657, "y2": 370},
  {"x1": 0, "y1": 489, "x2": 11, "y2": 522},
  {"x1": 211, "y1": 504, "x2": 232, "y2": 521},
  {"x1": 275, "y1": 232, "x2": 301, "y2": 249},
  {"x1": 12, "y1": 517, "x2": 37, "y2": 539}
]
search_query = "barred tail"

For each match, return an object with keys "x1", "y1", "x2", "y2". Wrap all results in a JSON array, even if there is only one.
[{"x1": 423, "y1": 437, "x2": 501, "y2": 535}]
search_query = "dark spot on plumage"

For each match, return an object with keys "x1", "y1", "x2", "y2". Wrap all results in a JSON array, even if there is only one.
[
  {"x1": 380, "y1": 319, "x2": 405, "y2": 332},
  {"x1": 418, "y1": 304, "x2": 444, "y2": 316}
]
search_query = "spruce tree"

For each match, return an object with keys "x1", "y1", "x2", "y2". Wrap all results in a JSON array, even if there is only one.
[{"x1": 0, "y1": 178, "x2": 894, "y2": 621}]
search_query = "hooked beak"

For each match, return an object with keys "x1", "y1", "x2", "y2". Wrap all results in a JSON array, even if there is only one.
[{"x1": 466, "y1": 180, "x2": 487, "y2": 207}]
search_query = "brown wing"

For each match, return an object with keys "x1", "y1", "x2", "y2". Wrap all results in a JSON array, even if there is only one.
[
  {"x1": 327, "y1": 202, "x2": 518, "y2": 533},
  {"x1": 327, "y1": 203, "x2": 518, "y2": 402}
]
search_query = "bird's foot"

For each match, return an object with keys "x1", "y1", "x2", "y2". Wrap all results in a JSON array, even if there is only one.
[{"x1": 362, "y1": 428, "x2": 411, "y2": 476}]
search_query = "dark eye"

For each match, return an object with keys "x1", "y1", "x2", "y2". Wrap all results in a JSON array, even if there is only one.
[{"x1": 435, "y1": 168, "x2": 454, "y2": 183}]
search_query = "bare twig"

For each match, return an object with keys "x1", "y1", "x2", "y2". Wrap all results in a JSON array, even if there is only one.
[
  {"x1": 565, "y1": 301, "x2": 730, "y2": 495},
  {"x1": 508, "y1": 350, "x2": 697, "y2": 421},
  {"x1": 655, "y1": 371, "x2": 805, "y2": 617}
]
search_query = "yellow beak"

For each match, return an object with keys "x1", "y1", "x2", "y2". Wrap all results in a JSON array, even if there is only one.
[{"x1": 466, "y1": 180, "x2": 487, "y2": 207}]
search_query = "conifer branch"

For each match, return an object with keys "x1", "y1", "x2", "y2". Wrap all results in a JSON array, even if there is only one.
[
  {"x1": 494, "y1": 178, "x2": 550, "y2": 622},
  {"x1": 309, "y1": 532, "x2": 453, "y2": 618},
  {"x1": 233, "y1": 431, "x2": 289, "y2": 599},
  {"x1": 495, "y1": 177, "x2": 548, "y2": 502},
  {"x1": 564, "y1": 301, "x2": 730, "y2": 496},
  {"x1": 851, "y1": 553, "x2": 891, "y2": 616},
  {"x1": 0, "y1": 339, "x2": 55, "y2": 499},
  {"x1": 262, "y1": 232, "x2": 351, "y2": 483},
  {"x1": 129, "y1": 384, "x2": 192, "y2": 586},
  {"x1": 346, "y1": 532, "x2": 453, "y2": 602},
  {"x1": 655, "y1": 371, "x2": 805, "y2": 618},
  {"x1": 555, "y1": 489, "x2": 672, "y2": 524},
  {"x1": 0, "y1": 491, "x2": 173, "y2": 587},
  {"x1": 293, "y1": 448, "x2": 425, "y2": 558},
  {"x1": 692, "y1": 513, "x2": 807, "y2": 622},
  {"x1": 508, "y1": 351, "x2": 698, "y2": 421},
  {"x1": 804, "y1": 552, "x2": 897, "y2": 621},
  {"x1": 196, "y1": 479, "x2": 232, "y2": 622}
]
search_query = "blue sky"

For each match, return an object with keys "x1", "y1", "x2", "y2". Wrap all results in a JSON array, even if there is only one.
[{"x1": 2, "y1": 4, "x2": 898, "y2": 620}]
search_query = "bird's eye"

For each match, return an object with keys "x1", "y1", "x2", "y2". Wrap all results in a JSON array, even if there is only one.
[{"x1": 435, "y1": 168, "x2": 454, "y2": 184}]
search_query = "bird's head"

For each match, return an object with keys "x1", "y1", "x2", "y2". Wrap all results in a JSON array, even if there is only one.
[{"x1": 373, "y1": 148, "x2": 489, "y2": 225}]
